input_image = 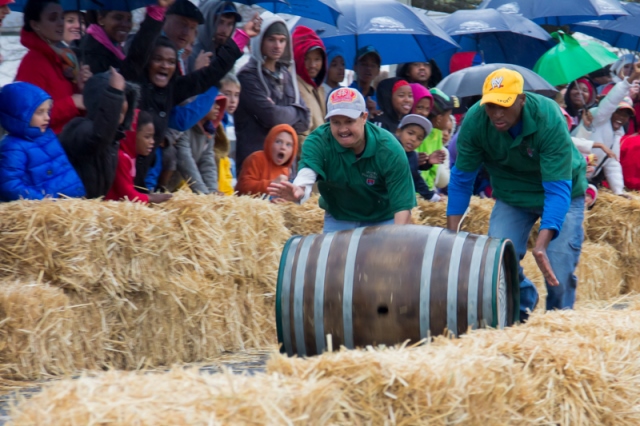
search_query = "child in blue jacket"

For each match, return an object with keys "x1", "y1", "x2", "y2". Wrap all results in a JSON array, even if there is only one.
[{"x1": 0, "y1": 82, "x2": 86, "y2": 201}]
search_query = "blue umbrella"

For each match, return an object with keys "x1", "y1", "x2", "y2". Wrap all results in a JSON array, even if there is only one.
[
  {"x1": 477, "y1": 0, "x2": 629, "y2": 26},
  {"x1": 438, "y1": 9, "x2": 555, "y2": 71},
  {"x1": 571, "y1": 2, "x2": 640, "y2": 52},
  {"x1": 10, "y1": 0, "x2": 156, "y2": 11},
  {"x1": 234, "y1": 0, "x2": 342, "y2": 25},
  {"x1": 287, "y1": 0, "x2": 458, "y2": 67}
]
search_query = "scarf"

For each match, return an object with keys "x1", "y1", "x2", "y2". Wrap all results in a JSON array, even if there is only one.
[
  {"x1": 87, "y1": 24, "x2": 126, "y2": 61},
  {"x1": 49, "y1": 42, "x2": 79, "y2": 84}
]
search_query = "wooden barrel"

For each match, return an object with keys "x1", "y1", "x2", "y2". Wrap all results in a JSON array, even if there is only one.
[{"x1": 275, "y1": 225, "x2": 520, "y2": 357}]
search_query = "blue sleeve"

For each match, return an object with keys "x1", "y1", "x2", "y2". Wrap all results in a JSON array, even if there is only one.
[
  {"x1": 168, "y1": 87, "x2": 219, "y2": 132},
  {"x1": 0, "y1": 142, "x2": 45, "y2": 201},
  {"x1": 144, "y1": 146, "x2": 163, "y2": 191},
  {"x1": 540, "y1": 180, "x2": 572, "y2": 239},
  {"x1": 446, "y1": 165, "x2": 478, "y2": 216}
]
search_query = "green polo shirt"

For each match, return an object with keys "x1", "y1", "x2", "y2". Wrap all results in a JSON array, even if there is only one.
[
  {"x1": 455, "y1": 92, "x2": 587, "y2": 208},
  {"x1": 299, "y1": 122, "x2": 416, "y2": 222}
]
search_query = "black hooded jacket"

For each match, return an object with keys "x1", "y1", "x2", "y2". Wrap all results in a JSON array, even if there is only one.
[
  {"x1": 59, "y1": 73, "x2": 139, "y2": 198},
  {"x1": 371, "y1": 77, "x2": 405, "y2": 134}
]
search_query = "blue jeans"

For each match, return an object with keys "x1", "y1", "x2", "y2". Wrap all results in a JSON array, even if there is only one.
[
  {"x1": 322, "y1": 212, "x2": 395, "y2": 233},
  {"x1": 488, "y1": 197, "x2": 585, "y2": 315}
]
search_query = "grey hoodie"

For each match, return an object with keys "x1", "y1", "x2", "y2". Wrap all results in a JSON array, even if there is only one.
[{"x1": 234, "y1": 14, "x2": 310, "y2": 171}]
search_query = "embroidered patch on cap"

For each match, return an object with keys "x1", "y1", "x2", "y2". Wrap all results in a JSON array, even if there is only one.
[
  {"x1": 330, "y1": 88, "x2": 357, "y2": 104},
  {"x1": 490, "y1": 76, "x2": 504, "y2": 90}
]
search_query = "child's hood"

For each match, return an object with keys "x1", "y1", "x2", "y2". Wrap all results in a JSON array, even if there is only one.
[
  {"x1": 120, "y1": 109, "x2": 141, "y2": 159},
  {"x1": 292, "y1": 25, "x2": 326, "y2": 88},
  {"x1": 410, "y1": 83, "x2": 433, "y2": 114},
  {"x1": 83, "y1": 72, "x2": 140, "y2": 131},
  {"x1": 212, "y1": 95, "x2": 227, "y2": 130},
  {"x1": 0, "y1": 82, "x2": 51, "y2": 140},
  {"x1": 250, "y1": 14, "x2": 293, "y2": 66},
  {"x1": 377, "y1": 77, "x2": 406, "y2": 122},
  {"x1": 263, "y1": 123, "x2": 298, "y2": 168},
  {"x1": 326, "y1": 45, "x2": 345, "y2": 68}
]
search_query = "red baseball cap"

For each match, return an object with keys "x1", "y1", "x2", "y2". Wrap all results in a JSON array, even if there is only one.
[{"x1": 0, "y1": 0, "x2": 15, "y2": 7}]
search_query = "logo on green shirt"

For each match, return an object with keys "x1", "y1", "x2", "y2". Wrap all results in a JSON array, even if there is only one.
[{"x1": 362, "y1": 171, "x2": 378, "y2": 185}]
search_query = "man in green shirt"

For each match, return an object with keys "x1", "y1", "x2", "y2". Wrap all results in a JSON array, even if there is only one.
[
  {"x1": 446, "y1": 69, "x2": 588, "y2": 320},
  {"x1": 268, "y1": 87, "x2": 416, "y2": 232}
]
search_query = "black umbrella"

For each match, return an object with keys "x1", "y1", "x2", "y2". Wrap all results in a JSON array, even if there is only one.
[{"x1": 436, "y1": 63, "x2": 558, "y2": 100}]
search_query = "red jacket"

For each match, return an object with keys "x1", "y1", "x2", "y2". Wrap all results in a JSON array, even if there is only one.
[
  {"x1": 236, "y1": 124, "x2": 298, "y2": 196},
  {"x1": 621, "y1": 134, "x2": 640, "y2": 191},
  {"x1": 105, "y1": 111, "x2": 149, "y2": 203},
  {"x1": 15, "y1": 29, "x2": 81, "y2": 134}
]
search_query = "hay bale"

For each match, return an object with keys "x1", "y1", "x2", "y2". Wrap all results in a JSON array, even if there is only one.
[
  {"x1": 279, "y1": 194, "x2": 325, "y2": 236},
  {"x1": 158, "y1": 192, "x2": 290, "y2": 289},
  {"x1": 267, "y1": 308, "x2": 640, "y2": 424},
  {"x1": 413, "y1": 196, "x2": 494, "y2": 235},
  {"x1": 584, "y1": 191, "x2": 640, "y2": 257},
  {"x1": 0, "y1": 194, "x2": 288, "y2": 379},
  {"x1": 521, "y1": 242, "x2": 623, "y2": 311},
  {"x1": 0, "y1": 199, "x2": 174, "y2": 295},
  {"x1": 8, "y1": 369, "x2": 342, "y2": 426},
  {"x1": 585, "y1": 192, "x2": 640, "y2": 290},
  {"x1": 620, "y1": 257, "x2": 640, "y2": 294},
  {"x1": 0, "y1": 282, "x2": 103, "y2": 379},
  {"x1": 576, "y1": 242, "x2": 624, "y2": 301},
  {"x1": 0, "y1": 274, "x2": 280, "y2": 379},
  {"x1": 10, "y1": 306, "x2": 640, "y2": 425}
]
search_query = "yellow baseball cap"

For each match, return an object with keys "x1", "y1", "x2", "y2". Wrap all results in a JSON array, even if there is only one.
[{"x1": 480, "y1": 68, "x2": 524, "y2": 107}]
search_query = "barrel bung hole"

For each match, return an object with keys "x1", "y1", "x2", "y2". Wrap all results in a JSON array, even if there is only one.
[{"x1": 377, "y1": 305, "x2": 389, "y2": 315}]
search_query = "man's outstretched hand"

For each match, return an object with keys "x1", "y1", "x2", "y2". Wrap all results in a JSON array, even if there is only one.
[
  {"x1": 532, "y1": 229, "x2": 559, "y2": 287},
  {"x1": 267, "y1": 181, "x2": 304, "y2": 202}
]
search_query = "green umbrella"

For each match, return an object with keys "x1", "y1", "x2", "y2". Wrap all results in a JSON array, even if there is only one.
[{"x1": 533, "y1": 31, "x2": 618, "y2": 87}]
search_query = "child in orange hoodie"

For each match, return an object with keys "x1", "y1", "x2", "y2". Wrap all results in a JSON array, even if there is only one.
[{"x1": 236, "y1": 124, "x2": 298, "y2": 197}]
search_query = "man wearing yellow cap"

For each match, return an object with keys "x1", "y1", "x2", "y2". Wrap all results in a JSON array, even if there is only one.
[{"x1": 446, "y1": 69, "x2": 588, "y2": 321}]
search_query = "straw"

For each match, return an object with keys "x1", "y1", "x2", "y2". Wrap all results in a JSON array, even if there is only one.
[
  {"x1": 0, "y1": 193, "x2": 289, "y2": 379},
  {"x1": 8, "y1": 368, "x2": 342, "y2": 425},
  {"x1": 11, "y1": 306, "x2": 640, "y2": 425}
]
